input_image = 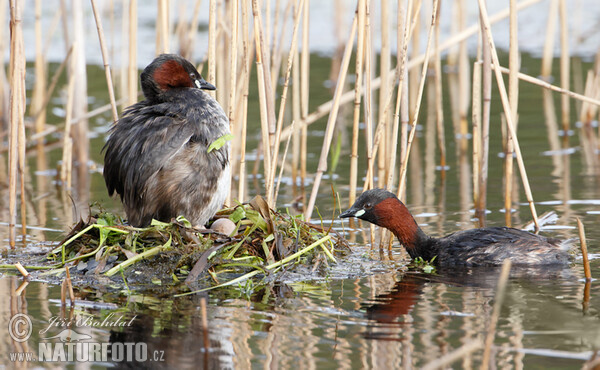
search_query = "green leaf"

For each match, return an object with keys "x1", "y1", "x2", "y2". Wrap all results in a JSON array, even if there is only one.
[
  {"x1": 176, "y1": 215, "x2": 192, "y2": 228},
  {"x1": 207, "y1": 133, "x2": 234, "y2": 153},
  {"x1": 229, "y1": 206, "x2": 246, "y2": 223}
]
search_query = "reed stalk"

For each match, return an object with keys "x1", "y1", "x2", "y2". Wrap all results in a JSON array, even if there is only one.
[
  {"x1": 397, "y1": 0, "x2": 439, "y2": 199},
  {"x1": 251, "y1": 0, "x2": 273, "y2": 202},
  {"x1": 208, "y1": 0, "x2": 217, "y2": 98},
  {"x1": 91, "y1": 0, "x2": 119, "y2": 123},
  {"x1": 349, "y1": 0, "x2": 367, "y2": 205},
  {"x1": 540, "y1": 0, "x2": 557, "y2": 79},
  {"x1": 267, "y1": 0, "x2": 304, "y2": 206},
  {"x1": 32, "y1": 47, "x2": 72, "y2": 123},
  {"x1": 226, "y1": 0, "x2": 239, "y2": 204},
  {"x1": 377, "y1": 0, "x2": 390, "y2": 188},
  {"x1": 304, "y1": 14, "x2": 357, "y2": 221},
  {"x1": 505, "y1": 0, "x2": 519, "y2": 227},
  {"x1": 386, "y1": 0, "x2": 411, "y2": 193},
  {"x1": 60, "y1": 46, "x2": 77, "y2": 190},
  {"x1": 481, "y1": 260, "x2": 512, "y2": 369},
  {"x1": 156, "y1": 0, "x2": 170, "y2": 54},
  {"x1": 300, "y1": 0, "x2": 309, "y2": 193},
  {"x1": 127, "y1": 0, "x2": 138, "y2": 106},
  {"x1": 577, "y1": 218, "x2": 592, "y2": 281},
  {"x1": 477, "y1": 0, "x2": 540, "y2": 230},
  {"x1": 558, "y1": 0, "x2": 570, "y2": 140},
  {"x1": 472, "y1": 43, "x2": 482, "y2": 211},
  {"x1": 8, "y1": 0, "x2": 25, "y2": 248},
  {"x1": 433, "y1": 0, "x2": 446, "y2": 181},
  {"x1": 477, "y1": 8, "x2": 491, "y2": 224},
  {"x1": 363, "y1": 0, "x2": 374, "y2": 191},
  {"x1": 238, "y1": 0, "x2": 251, "y2": 202},
  {"x1": 31, "y1": 0, "x2": 46, "y2": 135},
  {"x1": 494, "y1": 65, "x2": 600, "y2": 107},
  {"x1": 457, "y1": 0, "x2": 470, "y2": 155}
]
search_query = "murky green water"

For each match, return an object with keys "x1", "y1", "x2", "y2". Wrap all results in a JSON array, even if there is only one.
[{"x1": 2, "y1": 52, "x2": 600, "y2": 368}]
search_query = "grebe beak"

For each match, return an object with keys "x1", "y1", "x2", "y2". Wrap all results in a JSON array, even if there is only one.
[
  {"x1": 195, "y1": 78, "x2": 217, "y2": 91},
  {"x1": 340, "y1": 207, "x2": 365, "y2": 219}
]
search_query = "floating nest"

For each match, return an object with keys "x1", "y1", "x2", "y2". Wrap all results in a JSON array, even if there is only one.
[{"x1": 41, "y1": 195, "x2": 350, "y2": 294}]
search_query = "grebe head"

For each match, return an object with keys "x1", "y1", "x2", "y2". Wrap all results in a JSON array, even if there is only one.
[
  {"x1": 339, "y1": 188, "x2": 400, "y2": 227},
  {"x1": 140, "y1": 54, "x2": 216, "y2": 101}
]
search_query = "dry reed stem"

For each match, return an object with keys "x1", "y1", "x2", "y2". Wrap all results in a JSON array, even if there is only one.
[
  {"x1": 251, "y1": 0, "x2": 274, "y2": 202},
  {"x1": 304, "y1": 14, "x2": 357, "y2": 221},
  {"x1": 493, "y1": 65, "x2": 600, "y2": 107},
  {"x1": 349, "y1": 0, "x2": 367, "y2": 205},
  {"x1": 14, "y1": 262, "x2": 29, "y2": 278},
  {"x1": 127, "y1": 0, "x2": 138, "y2": 106},
  {"x1": 208, "y1": 0, "x2": 217, "y2": 98},
  {"x1": 477, "y1": 10, "x2": 492, "y2": 223},
  {"x1": 227, "y1": 0, "x2": 239, "y2": 205},
  {"x1": 60, "y1": 46, "x2": 77, "y2": 190},
  {"x1": 478, "y1": 0, "x2": 541, "y2": 230},
  {"x1": 540, "y1": 0, "x2": 558, "y2": 78},
  {"x1": 378, "y1": 0, "x2": 390, "y2": 188},
  {"x1": 363, "y1": 0, "x2": 374, "y2": 191},
  {"x1": 397, "y1": 0, "x2": 439, "y2": 199},
  {"x1": 472, "y1": 42, "x2": 482, "y2": 211},
  {"x1": 481, "y1": 259, "x2": 512, "y2": 369},
  {"x1": 91, "y1": 0, "x2": 119, "y2": 123},
  {"x1": 299, "y1": 0, "x2": 309, "y2": 192},
  {"x1": 268, "y1": 0, "x2": 305, "y2": 205},
  {"x1": 157, "y1": 0, "x2": 170, "y2": 54},
  {"x1": 238, "y1": 0, "x2": 251, "y2": 202},
  {"x1": 8, "y1": 0, "x2": 25, "y2": 248},
  {"x1": 433, "y1": 0, "x2": 446, "y2": 181},
  {"x1": 505, "y1": 0, "x2": 519, "y2": 226},
  {"x1": 32, "y1": 46, "x2": 72, "y2": 122},
  {"x1": 422, "y1": 340, "x2": 483, "y2": 370},
  {"x1": 32, "y1": 0, "x2": 46, "y2": 135},
  {"x1": 558, "y1": 0, "x2": 570, "y2": 136},
  {"x1": 577, "y1": 218, "x2": 592, "y2": 281},
  {"x1": 387, "y1": 0, "x2": 412, "y2": 194}
]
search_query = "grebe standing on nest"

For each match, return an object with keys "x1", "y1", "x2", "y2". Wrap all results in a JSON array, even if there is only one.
[
  {"x1": 103, "y1": 54, "x2": 230, "y2": 227},
  {"x1": 340, "y1": 189, "x2": 571, "y2": 266}
]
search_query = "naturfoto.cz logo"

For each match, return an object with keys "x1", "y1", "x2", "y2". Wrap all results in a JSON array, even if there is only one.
[{"x1": 8, "y1": 313, "x2": 165, "y2": 363}]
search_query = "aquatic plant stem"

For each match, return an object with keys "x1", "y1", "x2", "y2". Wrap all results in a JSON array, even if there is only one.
[
  {"x1": 90, "y1": 0, "x2": 119, "y2": 123},
  {"x1": 398, "y1": 0, "x2": 439, "y2": 198},
  {"x1": 127, "y1": 0, "x2": 137, "y2": 106},
  {"x1": 251, "y1": 0, "x2": 274, "y2": 202},
  {"x1": 349, "y1": 0, "x2": 367, "y2": 206},
  {"x1": 504, "y1": 0, "x2": 519, "y2": 226},
  {"x1": 304, "y1": 13, "x2": 357, "y2": 221},
  {"x1": 577, "y1": 218, "x2": 592, "y2": 281},
  {"x1": 477, "y1": 0, "x2": 540, "y2": 230},
  {"x1": 558, "y1": 0, "x2": 570, "y2": 139}
]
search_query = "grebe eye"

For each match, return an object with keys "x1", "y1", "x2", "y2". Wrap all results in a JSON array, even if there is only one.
[{"x1": 364, "y1": 202, "x2": 372, "y2": 209}]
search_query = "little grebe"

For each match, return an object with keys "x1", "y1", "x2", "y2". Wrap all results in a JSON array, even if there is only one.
[
  {"x1": 103, "y1": 54, "x2": 230, "y2": 227},
  {"x1": 340, "y1": 189, "x2": 571, "y2": 266}
]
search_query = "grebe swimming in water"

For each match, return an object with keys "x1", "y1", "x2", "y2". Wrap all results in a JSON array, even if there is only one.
[
  {"x1": 340, "y1": 189, "x2": 571, "y2": 266},
  {"x1": 103, "y1": 54, "x2": 230, "y2": 227}
]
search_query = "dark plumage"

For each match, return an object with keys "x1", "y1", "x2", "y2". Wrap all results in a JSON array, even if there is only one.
[
  {"x1": 340, "y1": 189, "x2": 572, "y2": 266},
  {"x1": 103, "y1": 54, "x2": 230, "y2": 227}
]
